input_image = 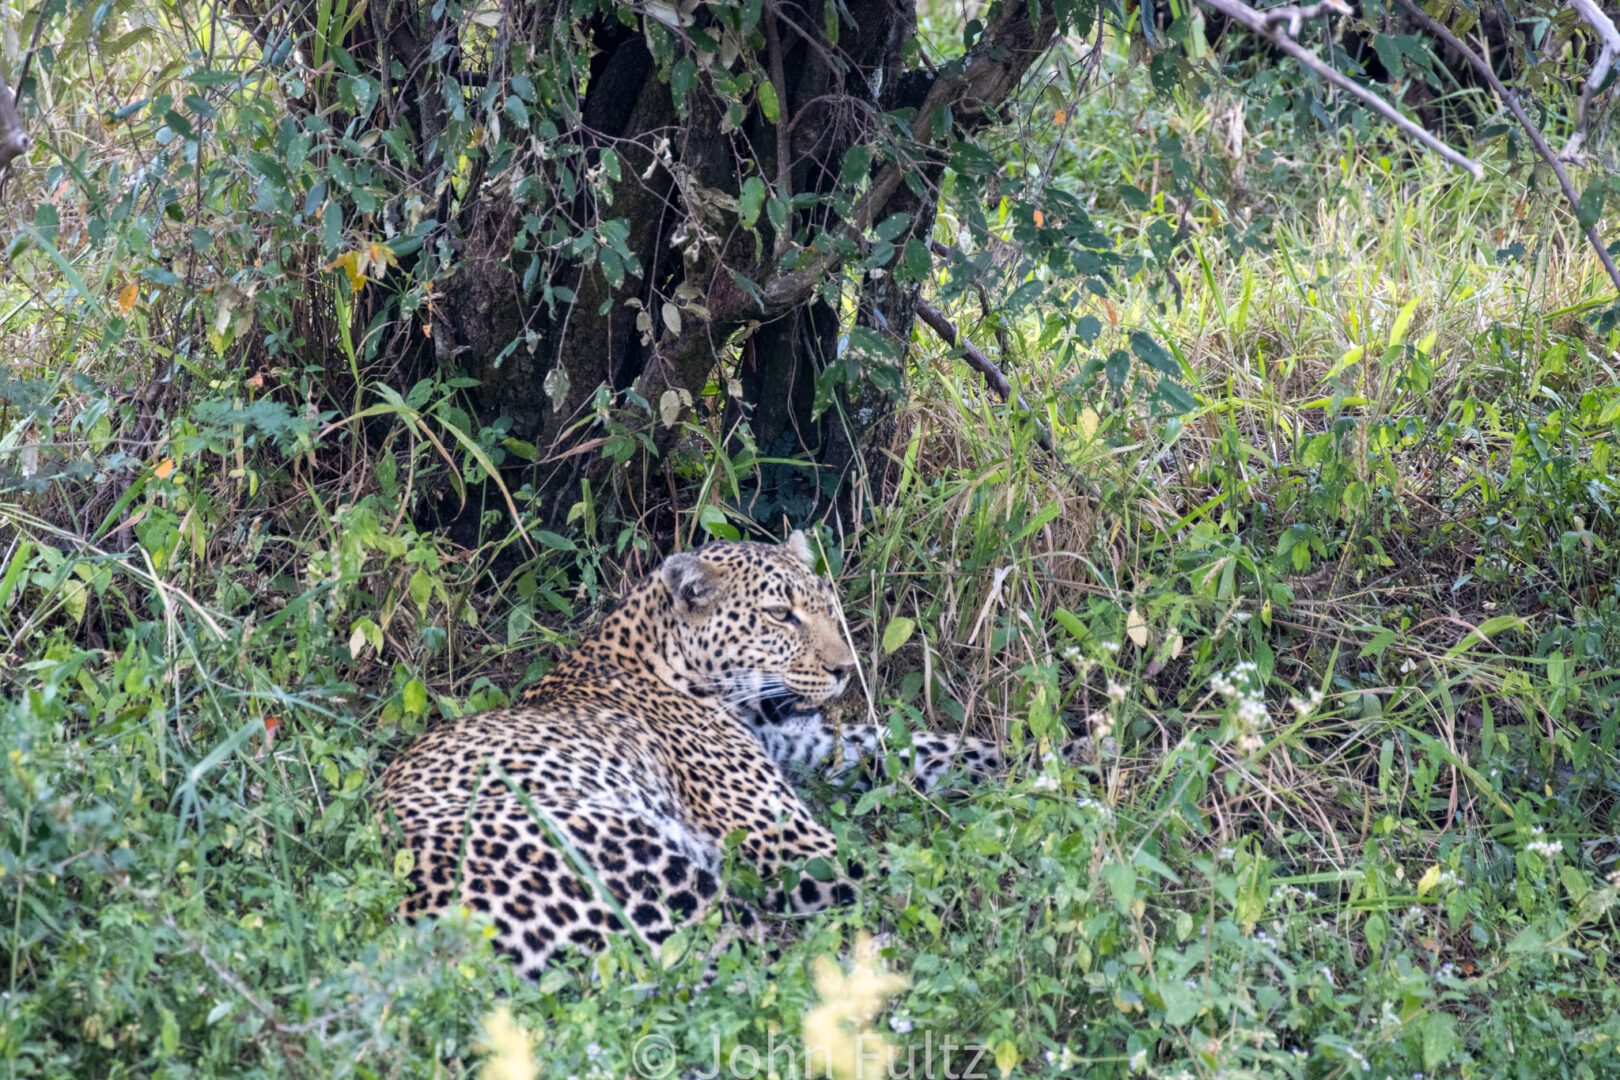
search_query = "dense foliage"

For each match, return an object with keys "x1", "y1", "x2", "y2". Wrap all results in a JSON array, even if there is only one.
[{"x1": 3, "y1": 0, "x2": 1620, "y2": 1076}]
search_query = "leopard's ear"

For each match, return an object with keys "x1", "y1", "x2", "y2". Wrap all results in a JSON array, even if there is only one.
[
  {"x1": 784, "y1": 529, "x2": 817, "y2": 571},
  {"x1": 661, "y1": 550, "x2": 721, "y2": 614}
]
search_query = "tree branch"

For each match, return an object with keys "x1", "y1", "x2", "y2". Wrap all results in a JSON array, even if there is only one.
[
  {"x1": 754, "y1": 0, "x2": 1058, "y2": 318},
  {"x1": 914, "y1": 298, "x2": 1054, "y2": 453},
  {"x1": 1565, "y1": 0, "x2": 1620, "y2": 158},
  {"x1": 1196, "y1": 0, "x2": 1485, "y2": 179},
  {"x1": 1395, "y1": 0, "x2": 1620, "y2": 299}
]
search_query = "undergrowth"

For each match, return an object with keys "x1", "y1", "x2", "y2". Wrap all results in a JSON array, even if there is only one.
[{"x1": 4, "y1": 60, "x2": 1620, "y2": 1080}]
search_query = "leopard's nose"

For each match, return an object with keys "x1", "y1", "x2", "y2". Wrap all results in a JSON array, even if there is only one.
[{"x1": 826, "y1": 662, "x2": 855, "y2": 680}]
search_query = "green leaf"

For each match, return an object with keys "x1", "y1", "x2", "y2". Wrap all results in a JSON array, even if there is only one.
[
  {"x1": 671, "y1": 58, "x2": 698, "y2": 104},
  {"x1": 899, "y1": 238, "x2": 931, "y2": 282},
  {"x1": 1445, "y1": 614, "x2": 1528, "y2": 658},
  {"x1": 874, "y1": 213, "x2": 910, "y2": 241},
  {"x1": 32, "y1": 203, "x2": 60, "y2": 241},
  {"x1": 1421, "y1": 1012, "x2": 1457, "y2": 1071},
  {"x1": 1101, "y1": 860, "x2": 1135, "y2": 913},
  {"x1": 739, "y1": 176, "x2": 766, "y2": 229},
  {"x1": 402, "y1": 679, "x2": 428, "y2": 716},
  {"x1": 1052, "y1": 607, "x2": 1089, "y2": 641},
  {"x1": 840, "y1": 145, "x2": 872, "y2": 187},
  {"x1": 531, "y1": 530, "x2": 575, "y2": 552},
  {"x1": 1324, "y1": 343, "x2": 1364, "y2": 380},
  {"x1": 1506, "y1": 925, "x2": 1546, "y2": 954},
  {"x1": 1359, "y1": 625, "x2": 1397, "y2": 658},
  {"x1": 1157, "y1": 379, "x2": 1196, "y2": 414},
  {"x1": 1388, "y1": 297, "x2": 1419, "y2": 348},
  {"x1": 0, "y1": 539, "x2": 32, "y2": 609},
  {"x1": 802, "y1": 856, "x2": 835, "y2": 881},
  {"x1": 1129, "y1": 330, "x2": 1179, "y2": 376},
  {"x1": 1104, "y1": 349, "x2": 1130, "y2": 390},
  {"x1": 1156, "y1": 977, "x2": 1200, "y2": 1026},
  {"x1": 159, "y1": 1007, "x2": 179, "y2": 1057},
  {"x1": 321, "y1": 201, "x2": 342, "y2": 255},
  {"x1": 758, "y1": 80, "x2": 779, "y2": 123},
  {"x1": 1364, "y1": 911, "x2": 1386, "y2": 954},
  {"x1": 698, "y1": 504, "x2": 740, "y2": 540},
  {"x1": 1577, "y1": 179, "x2": 1607, "y2": 230},
  {"x1": 881, "y1": 616, "x2": 916, "y2": 654}
]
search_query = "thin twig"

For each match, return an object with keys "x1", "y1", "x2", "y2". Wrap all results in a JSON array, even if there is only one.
[
  {"x1": 1395, "y1": 0, "x2": 1620, "y2": 298},
  {"x1": 1197, "y1": 0, "x2": 1485, "y2": 179}
]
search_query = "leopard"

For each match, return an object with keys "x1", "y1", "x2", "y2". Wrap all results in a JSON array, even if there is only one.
[{"x1": 375, "y1": 532, "x2": 1007, "y2": 977}]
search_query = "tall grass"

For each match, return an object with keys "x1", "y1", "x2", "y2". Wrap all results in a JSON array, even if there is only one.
[{"x1": 4, "y1": 64, "x2": 1620, "y2": 1079}]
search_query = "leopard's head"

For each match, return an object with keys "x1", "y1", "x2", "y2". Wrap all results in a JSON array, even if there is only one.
[{"x1": 659, "y1": 532, "x2": 856, "y2": 709}]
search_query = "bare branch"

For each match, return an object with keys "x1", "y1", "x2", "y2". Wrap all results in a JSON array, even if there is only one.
[
  {"x1": 1395, "y1": 0, "x2": 1620, "y2": 299},
  {"x1": 914, "y1": 299, "x2": 1023, "y2": 405},
  {"x1": 1197, "y1": 0, "x2": 1485, "y2": 179},
  {"x1": 1258, "y1": 0, "x2": 1353, "y2": 38},
  {"x1": 914, "y1": 298, "x2": 1055, "y2": 454},
  {"x1": 1565, "y1": 0, "x2": 1620, "y2": 158}
]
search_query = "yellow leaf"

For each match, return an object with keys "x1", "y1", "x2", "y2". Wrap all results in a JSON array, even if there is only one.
[
  {"x1": 994, "y1": 1039, "x2": 1019, "y2": 1078},
  {"x1": 1417, "y1": 864, "x2": 1442, "y2": 896},
  {"x1": 153, "y1": 458, "x2": 176, "y2": 479},
  {"x1": 116, "y1": 281, "x2": 138, "y2": 314},
  {"x1": 1125, "y1": 605, "x2": 1148, "y2": 648},
  {"x1": 803, "y1": 933, "x2": 907, "y2": 1079},
  {"x1": 1054, "y1": 109, "x2": 1068, "y2": 125},
  {"x1": 329, "y1": 250, "x2": 366, "y2": 294},
  {"x1": 1033, "y1": 209, "x2": 1045, "y2": 227},
  {"x1": 1076, "y1": 404, "x2": 1099, "y2": 441},
  {"x1": 473, "y1": 1010, "x2": 537, "y2": 1080}
]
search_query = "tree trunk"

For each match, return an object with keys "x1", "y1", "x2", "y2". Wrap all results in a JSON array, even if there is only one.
[{"x1": 228, "y1": 0, "x2": 1061, "y2": 535}]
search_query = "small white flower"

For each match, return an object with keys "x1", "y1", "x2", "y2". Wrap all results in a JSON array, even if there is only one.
[
  {"x1": 889, "y1": 1015, "x2": 913, "y2": 1034},
  {"x1": 1106, "y1": 679, "x2": 1129, "y2": 705}
]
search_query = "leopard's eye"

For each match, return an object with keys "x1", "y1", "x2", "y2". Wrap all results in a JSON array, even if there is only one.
[{"x1": 764, "y1": 605, "x2": 796, "y2": 624}]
